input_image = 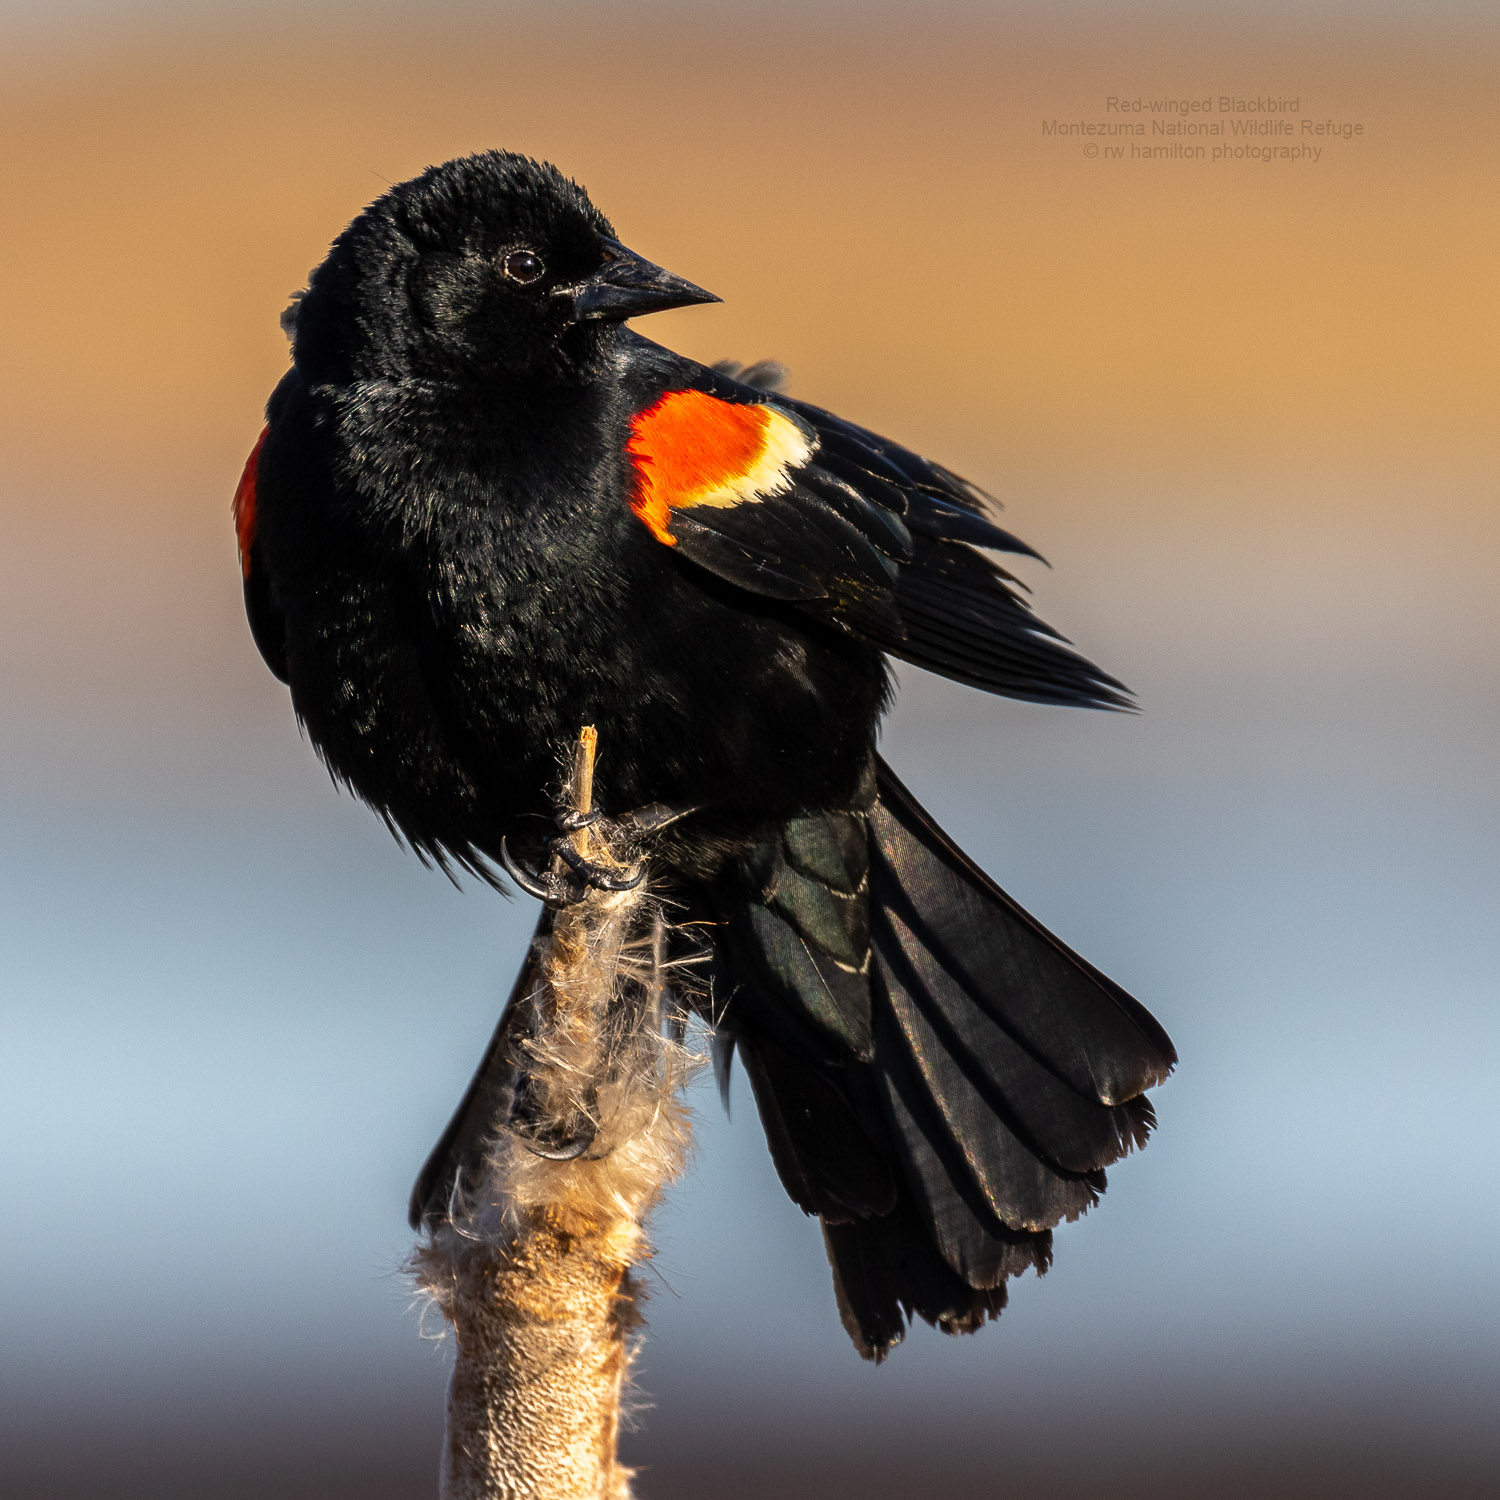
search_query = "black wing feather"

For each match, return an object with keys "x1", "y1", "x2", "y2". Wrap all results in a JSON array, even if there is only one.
[{"x1": 242, "y1": 551, "x2": 290, "y2": 683}]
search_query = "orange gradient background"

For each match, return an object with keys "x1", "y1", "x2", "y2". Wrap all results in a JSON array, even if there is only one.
[{"x1": 3, "y1": 6, "x2": 1496, "y2": 1498}]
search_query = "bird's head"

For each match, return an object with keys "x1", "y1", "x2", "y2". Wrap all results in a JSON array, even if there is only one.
[{"x1": 287, "y1": 151, "x2": 719, "y2": 388}]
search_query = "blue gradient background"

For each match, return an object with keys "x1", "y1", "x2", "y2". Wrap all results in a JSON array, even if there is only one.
[{"x1": 2, "y1": 3, "x2": 1496, "y2": 1495}]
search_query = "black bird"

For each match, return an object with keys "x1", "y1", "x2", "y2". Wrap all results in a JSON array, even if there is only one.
[{"x1": 234, "y1": 150, "x2": 1175, "y2": 1359}]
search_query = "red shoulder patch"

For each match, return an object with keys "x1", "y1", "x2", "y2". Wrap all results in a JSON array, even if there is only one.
[
  {"x1": 626, "y1": 390, "x2": 815, "y2": 546},
  {"x1": 233, "y1": 425, "x2": 269, "y2": 578}
]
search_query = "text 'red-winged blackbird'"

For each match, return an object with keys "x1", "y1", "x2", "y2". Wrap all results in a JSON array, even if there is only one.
[{"x1": 234, "y1": 151, "x2": 1175, "y2": 1359}]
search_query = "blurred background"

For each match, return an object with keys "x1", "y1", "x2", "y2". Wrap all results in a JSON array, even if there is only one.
[{"x1": 2, "y1": 2, "x2": 1496, "y2": 1496}]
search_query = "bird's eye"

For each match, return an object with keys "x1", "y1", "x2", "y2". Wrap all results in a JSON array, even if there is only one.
[{"x1": 502, "y1": 249, "x2": 545, "y2": 284}]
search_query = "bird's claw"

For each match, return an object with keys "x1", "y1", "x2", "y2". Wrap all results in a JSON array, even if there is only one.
[{"x1": 499, "y1": 837, "x2": 573, "y2": 903}]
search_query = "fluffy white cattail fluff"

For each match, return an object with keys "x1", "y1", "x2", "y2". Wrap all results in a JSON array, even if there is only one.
[{"x1": 411, "y1": 729, "x2": 701, "y2": 1500}]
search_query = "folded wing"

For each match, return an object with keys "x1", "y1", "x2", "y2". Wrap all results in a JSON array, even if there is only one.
[{"x1": 623, "y1": 358, "x2": 1131, "y2": 710}]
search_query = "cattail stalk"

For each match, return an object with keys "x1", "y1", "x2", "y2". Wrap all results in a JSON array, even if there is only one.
[{"x1": 412, "y1": 727, "x2": 696, "y2": 1500}]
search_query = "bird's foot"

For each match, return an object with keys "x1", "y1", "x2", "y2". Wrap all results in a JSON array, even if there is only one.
[
  {"x1": 500, "y1": 801, "x2": 701, "y2": 905},
  {"x1": 507, "y1": 1072, "x2": 600, "y2": 1160},
  {"x1": 499, "y1": 835, "x2": 644, "y2": 904}
]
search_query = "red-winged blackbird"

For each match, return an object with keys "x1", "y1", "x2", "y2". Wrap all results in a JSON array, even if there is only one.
[{"x1": 235, "y1": 150, "x2": 1175, "y2": 1360}]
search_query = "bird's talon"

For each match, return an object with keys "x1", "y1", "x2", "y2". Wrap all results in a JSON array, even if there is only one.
[{"x1": 500, "y1": 837, "x2": 585, "y2": 904}]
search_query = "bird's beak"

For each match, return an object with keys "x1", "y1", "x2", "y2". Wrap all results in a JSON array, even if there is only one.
[{"x1": 564, "y1": 238, "x2": 721, "y2": 322}]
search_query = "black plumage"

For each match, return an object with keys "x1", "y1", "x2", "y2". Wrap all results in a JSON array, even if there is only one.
[{"x1": 235, "y1": 149, "x2": 1175, "y2": 1359}]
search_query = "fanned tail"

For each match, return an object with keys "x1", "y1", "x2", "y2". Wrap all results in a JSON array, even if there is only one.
[{"x1": 729, "y1": 758, "x2": 1175, "y2": 1358}]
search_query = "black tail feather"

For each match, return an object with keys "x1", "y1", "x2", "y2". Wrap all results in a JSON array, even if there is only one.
[
  {"x1": 875, "y1": 946, "x2": 1103, "y2": 1237},
  {"x1": 822, "y1": 1194, "x2": 1012, "y2": 1361},
  {"x1": 874, "y1": 995, "x2": 1060, "y2": 1287},
  {"x1": 882, "y1": 899, "x2": 1157, "y2": 1176},
  {"x1": 738, "y1": 1035, "x2": 896, "y2": 1224},
  {"x1": 872, "y1": 761, "x2": 1177, "y2": 1105}
]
